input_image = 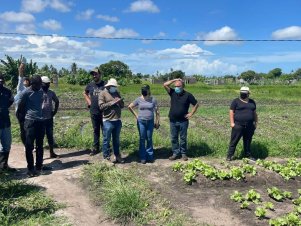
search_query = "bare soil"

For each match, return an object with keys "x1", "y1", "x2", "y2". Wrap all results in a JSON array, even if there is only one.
[{"x1": 8, "y1": 145, "x2": 301, "y2": 226}]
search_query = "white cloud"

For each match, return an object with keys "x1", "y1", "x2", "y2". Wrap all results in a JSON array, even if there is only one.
[
  {"x1": 21, "y1": 0, "x2": 48, "y2": 13},
  {"x1": 16, "y1": 24, "x2": 36, "y2": 34},
  {"x1": 156, "y1": 32, "x2": 166, "y2": 37},
  {"x1": 202, "y1": 26, "x2": 240, "y2": 45},
  {"x1": 41, "y1": 19, "x2": 62, "y2": 31},
  {"x1": 272, "y1": 26, "x2": 301, "y2": 39},
  {"x1": 86, "y1": 25, "x2": 139, "y2": 38},
  {"x1": 76, "y1": 9, "x2": 94, "y2": 20},
  {"x1": 158, "y1": 44, "x2": 213, "y2": 57},
  {"x1": 0, "y1": 11, "x2": 35, "y2": 23},
  {"x1": 49, "y1": 0, "x2": 71, "y2": 12},
  {"x1": 96, "y1": 14, "x2": 119, "y2": 22},
  {"x1": 127, "y1": 0, "x2": 159, "y2": 13}
]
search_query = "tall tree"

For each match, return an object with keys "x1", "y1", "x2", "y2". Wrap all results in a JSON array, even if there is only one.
[
  {"x1": 0, "y1": 55, "x2": 19, "y2": 89},
  {"x1": 239, "y1": 70, "x2": 258, "y2": 83},
  {"x1": 99, "y1": 60, "x2": 132, "y2": 78},
  {"x1": 268, "y1": 68, "x2": 282, "y2": 78},
  {"x1": 71, "y1": 62, "x2": 77, "y2": 74}
]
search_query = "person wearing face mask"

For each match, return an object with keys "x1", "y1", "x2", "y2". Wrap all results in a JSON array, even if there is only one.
[
  {"x1": 226, "y1": 86, "x2": 258, "y2": 161},
  {"x1": 83, "y1": 68, "x2": 105, "y2": 156},
  {"x1": 163, "y1": 78, "x2": 199, "y2": 161},
  {"x1": 0, "y1": 74, "x2": 15, "y2": 172},
  {"x1": 41, "y1": 76, "x2": 59, "y2": 158},
  {"x1": 128, "y1": 85, "x2": 160, "y2": 164},
  {"x1": 17, "y1": 75, "x2": 47, "y2": 177},
  {"x1": 98, "y1": 78, "x2": 124, "y2": 163}
]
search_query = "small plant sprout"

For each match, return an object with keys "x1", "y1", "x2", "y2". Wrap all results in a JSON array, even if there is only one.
[
  {"x1": 240, "y1": 201, "x2": 250, "y2": 209},
  {"x1": 255, "y1": 207, "x2": 266, "y2": 219},
  {"x1": 264, "y1": 202, "x2": 275, "y2": 210},
  {"x1": 245, "y1": 189, "x2": 261, "y2": 204},
  {"x1": 230, "y1": 191, "x2": 244, "y2": 203}
]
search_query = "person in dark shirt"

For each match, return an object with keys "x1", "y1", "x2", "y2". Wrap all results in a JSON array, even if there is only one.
[
  {"x1": 227, "y1": 86, "x2": 258, "y2": 161},
  {"x1": 0, "y1": 74, "x2": 15, "y2": 172},
  {"x1": 83, "y1": 67, "x2": 105, "y2": 156},
  {"x1": 17, "y1": 75, "x2": 47, "y2": 177},
  {"x1": 163, "y1": 78, "x2": 199, "y2": 161}
]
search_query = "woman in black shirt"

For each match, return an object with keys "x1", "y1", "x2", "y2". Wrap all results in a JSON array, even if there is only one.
[{"x1": 227, "y1": 87, "x2": 258, "y2": 161}]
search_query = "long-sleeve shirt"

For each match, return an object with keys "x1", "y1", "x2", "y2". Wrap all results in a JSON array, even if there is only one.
[
  {"x1": 14, "y1": 76, "x2": 27, "y2": 111},
  {"x1": 0, "y1": 86, "x2": 14, "y2": 128},
  {"x1": 98, "y1": 89, "x2": 124, "y2": 121}
]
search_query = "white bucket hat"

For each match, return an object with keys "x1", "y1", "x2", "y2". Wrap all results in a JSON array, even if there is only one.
[
  {"x1": 105, "y1": 78, "x2": 119, "y2": 87},
  {"x1": 41, "y1": 76, "x2": 51, "y2": 83},
  {"x1": 240, "y1": 86, "x2": 250, "y2": 93}
]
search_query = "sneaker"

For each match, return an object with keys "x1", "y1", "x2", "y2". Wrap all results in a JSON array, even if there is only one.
[
  {"x1": 3, "y1": 165, "x2": 17, "y2": 172},
  {"x1": 27, "y1": 170, "x2": 38, "y2": 177},
  {"x1": 169, "y1": 154, "x2": 179, "y2": 161},
  {"x1": 89, "y1": 149, "x2": 100, "y2": 156},
  {"x1": 182, "y1": 154, "x2": 188, "y2": 161},
  {"x1": 115, "y1": 155, "x2": 125, "y2": 164},
  {"x1": 226, "y1": 156, "x2": 234, "y2": 161},
  {"x1": 141, "y1": 160, "x2": 146, "y2": 164}
]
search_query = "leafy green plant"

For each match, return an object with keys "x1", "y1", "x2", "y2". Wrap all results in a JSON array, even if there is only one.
[
  {"x1": 183, "y1": 170, "x2": 197, "y2": 184},
  {"x1": 230, "y1": 167, "x2": 245, "y2": 181},
  {"x1": 240, "y1": 201, "x2": 250, "y2": 209},
  {"x1": 292, "y1": 197, "x2": 301, "y2": 206},
  {"x1": 245, "y1": 189, "x2": 261, "y2": 204},
  {"x1": 255, "y1": 207, "x2": 266, "y2": 219},
  {"x1": 172, "y1": 162, "x2": 185, "y2": 172},
  {"x1": 263, "y1": 202, "x2": 275, "y2": 211},
  {"x1": 267, "y1": 187, "x2": 285, "y2": 201},
  {"x1": 230, "y1": 191, "x2": 244, "y2": 203}
]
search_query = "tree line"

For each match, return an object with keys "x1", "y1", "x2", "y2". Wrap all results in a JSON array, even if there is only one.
[{"x1": 0, "y1": 55, "x2": 300, "y2": 89}]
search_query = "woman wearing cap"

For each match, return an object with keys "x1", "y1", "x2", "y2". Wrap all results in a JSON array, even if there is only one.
[
  {"x1": 98, "y1": 78, "x2": 124, "y2": 163},
  {"x1": 128, "y1": 84, "x2": 160, "y2": 164},
  {"x1": 226, "y1": 86, "x2": 258, "y2": 161}
]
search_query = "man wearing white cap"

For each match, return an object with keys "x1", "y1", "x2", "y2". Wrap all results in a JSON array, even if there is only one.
[
  {"x1": 227, "y1": 86, "x2": 258, "y2": 161},
  {"x1": 41, "y1": 76, "x2": 59, "y2": 158},
  {"x1": 98, "y1": 78, "x2": 124, "y2": 163}
]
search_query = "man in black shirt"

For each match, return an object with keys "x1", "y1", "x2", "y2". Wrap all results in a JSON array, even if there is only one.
[
  {"x1": 83, "y1": 68, "x2": 105, "y2": 156},
  {"x1": 163, "y1": 78, "x2": 199, "y2": 161},
  {"x1": 227, "y1": 86, "x2": 258, "y2": 161},
  {"x1": 0, "y1": 74, "x2": 15, "y2": 172}
]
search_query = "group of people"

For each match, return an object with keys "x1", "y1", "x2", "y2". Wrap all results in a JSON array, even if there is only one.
[
  {"x1": 0, "y1": 63, "x2": 258, "y2": 177},
  {"x1": 0, "y1": 59, "x2": 59, "y2": 177}
]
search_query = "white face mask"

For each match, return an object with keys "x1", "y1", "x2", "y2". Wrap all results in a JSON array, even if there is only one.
[{"x1": 109, "y1": 87, "x2": 117, "y2": 93}]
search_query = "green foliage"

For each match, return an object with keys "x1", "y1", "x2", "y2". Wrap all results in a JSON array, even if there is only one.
[
  {"x1": 263, "y1": 202, "x2": 275, "y2": 210},
  {"x1": 240, "y1": 201, "x2": 250, "y2": 209},
  {"x1": 66, "y1": 75, "x2": 77, "y2": 85},
  {"x1": 255, "y1": 207, "x2": 266, "y2": 219},
  {"x1": 245, "y1": 189, "x2": 261, "y2": 204},
  {"x1": 0, "y1": 55, "x2": 19, "y2": 89},
  {"x1": 269, "y1": 212, "x2": 301, "y2": 226},
  {"x1": 230, "y1": 191, "x2": 244, "y2": 203},
  {"x1": 267, "y1": 187, "x2": 286, "y2": 201},
  {"x1": 99, "y1": 60, "x2": 132, "y2": 78}
]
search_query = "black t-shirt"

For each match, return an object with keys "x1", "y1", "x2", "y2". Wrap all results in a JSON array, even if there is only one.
[
  {"x1": 168, "y1": 88, "x2": 198, "y2": 122},
  {"x1": 0, "y1": 86, "x2": 14, "y2": 128},
  {"x1": 85, "y1": 81, "x2": 105, "y2": 115},
  {"x1": 230, "y1": 98, "x2": 256, "y2": 124}
]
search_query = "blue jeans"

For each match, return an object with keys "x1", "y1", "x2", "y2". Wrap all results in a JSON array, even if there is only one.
[
  {"x1": 170, "y1": 120, "x2": 189, "y2": 156},
  {"x1": 0, "y1": 127, "x2": 11, "y2": 153},
  {"x1": 102, "y1": 120, "x2": 122, "y2": 158},
  {"x1": 137, "y1": 119, "x2": 154, "y2": 161}
]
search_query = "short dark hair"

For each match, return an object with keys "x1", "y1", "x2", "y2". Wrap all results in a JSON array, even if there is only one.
[
  {"x1": 31, "y1": 75, "x2": 42, "y2": 85},
  {"x1": 24, "y1": 77, "x2": 31, "y2": 85},
  {"x1": 141, "y1": 84, "x2": 150, "y2": 90}
]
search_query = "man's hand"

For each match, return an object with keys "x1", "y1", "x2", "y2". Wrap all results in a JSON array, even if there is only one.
[
  {"x1": 185, "y1": 112, "x2": 193, "y2": 119},
  {"x1": 154, "y1": 122, "x2": 160, "y2": 129},
  {"x1": 230, "y1": 122, "x2": 235, "y2": 128},
  {"x1": 19, "y1": 63, "x2": 25, "y2": 77}
]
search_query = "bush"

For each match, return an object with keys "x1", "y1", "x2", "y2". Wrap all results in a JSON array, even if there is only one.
[
  {"x1": 76, "y1": 73, "x2": 90, "y2": 85},
  {"x1": 66, "y1": 75, "x2": 77, "y2": 85}
]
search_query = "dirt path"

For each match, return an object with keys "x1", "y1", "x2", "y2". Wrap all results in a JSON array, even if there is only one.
[{"x1": 9, "y1": 144, "x2": 117, "y2": 226}]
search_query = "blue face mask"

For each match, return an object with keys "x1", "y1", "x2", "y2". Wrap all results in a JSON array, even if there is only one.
[
  {"x1": 109, "y1": 87, "x2": 117, "y2": 93},
  {"x1": 175, "y1": 87, "x2": 182, "y2": 94}
]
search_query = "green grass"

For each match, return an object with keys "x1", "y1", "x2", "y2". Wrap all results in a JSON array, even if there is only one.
[
  {"x1": 82, "y1": 163, "x2": 197, "y2": 225},
  {"x1": 0, "y1": 174, "x2": 67, "y2": 226}
]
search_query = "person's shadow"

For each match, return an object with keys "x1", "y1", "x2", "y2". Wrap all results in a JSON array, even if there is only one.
[{"x1": 238, "y1": 141, "x2": 269, "y2": 159}]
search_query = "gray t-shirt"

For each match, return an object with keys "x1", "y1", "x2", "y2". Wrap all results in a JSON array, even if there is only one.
[{"x1": 133, "y1": 96, "x2": 157, "y2": 120}]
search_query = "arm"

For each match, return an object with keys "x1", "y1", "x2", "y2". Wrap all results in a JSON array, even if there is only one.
[
  {"x1": 52, "y1": 92, "x2": 59, "y2": 116},
  {"x1": 8, "y1": 90, "x2": 14, "y2": 108},
  {"x1": 128, "y1": 102, "x2": 138, "y2": 120},
  {"x1": 254, "y1": 110, "x2": 258, "y2": 128},
  {"x1": 229, "y1": 110, "x2": 235, "y2": 128},
  {"x1": 16, "y1": 92, "x2": 26, "y2": 122},
  {"x1": 98, "y1": 92, "x2": 115, "y2": 111},
  {"x1": 185, "y1": 103, "x2": 199, "y2": 119},
  {"x1": 154, "y1": 106, "x2": 160, "y2": 129},
  {"x1": 83, "y1": 91, "x2": 91, "y2": 107},
  {"x1": 163, "y1": 78, "x2": 182, "y2": 93}
]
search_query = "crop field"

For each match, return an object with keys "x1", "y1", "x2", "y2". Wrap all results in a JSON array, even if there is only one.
[{"x1": 7, "y1": 82, "x2": 301, "y2": 225}]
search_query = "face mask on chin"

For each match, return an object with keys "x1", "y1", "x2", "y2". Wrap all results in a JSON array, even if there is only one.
[
  {"x1": 175, "y1": 87, "x2": 182, "y2": 94},
  {"x1": 240, "y1": 93, "x2": 248, "y2": 99}
]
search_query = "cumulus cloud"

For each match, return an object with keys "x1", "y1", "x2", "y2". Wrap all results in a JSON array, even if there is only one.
[
  {"x1": 157, "y1": 44, "x2": 213, "y2": 57},
  {"x1": 86, "y1": 25, "x2": 139, "y2": 38},
  {"x1": 272, "y1": 26, "x2": 301, "y2": 39},
  {"x1": 96, "y1": 14, "x2": 119, "y2": 22},
  {"x1": 76, "y1": 9, "x2": 94, "y2": 20},
  {"x1": 16, "y1": 24, "x2": 36, "y2": 34},
  {"x1": 0, "y1": 11, "x2": 35, "y2": 23},
  {"x1": 49, "y1": 0, "x2": 71, "y2": 12},
  {"x1": 41, "y1": 19, "x2": 62, "y2": 31},
  {"x1": 201, "y1": 26, "x2": 240, "y2": 45},
  {"x1": 21, "y1": 0, "x2": 48, "y2": 13},
  {"x1": 127, "y1": 0, "x2": 159, "y2": 13}
]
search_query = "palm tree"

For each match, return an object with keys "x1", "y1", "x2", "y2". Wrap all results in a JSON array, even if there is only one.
[{"x1": 0, "y1": 55, "x2": 19, "y2": 89}]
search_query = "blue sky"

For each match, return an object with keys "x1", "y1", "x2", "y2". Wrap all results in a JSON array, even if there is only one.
[{"x1": 1, "y1": 0, "x2": 301, "y2": 76}]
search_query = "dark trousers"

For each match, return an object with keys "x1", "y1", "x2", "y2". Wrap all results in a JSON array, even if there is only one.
[
  {"x1": 44, "y1": 118, "x2": 54, "y2": 148},
  {"x1": 18, "y1": 120, "x2": 26, "y2": 145},
  {"x1": 24, "y1": 119, "x2": 45, "y2": 171},
  {"x1": 227, "y1": 123, "x2": 255, "y2": 157},
  {"x1": 91, "y1": 114, "x2": 103, "y2": 151},
  {"x1": 170, "y1": 120, "x2": 189, "y2": 156}
]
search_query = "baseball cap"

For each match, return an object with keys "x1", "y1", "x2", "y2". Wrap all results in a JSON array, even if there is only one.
[
  {"x1": 90, "y1": 67, "x2": 100, "y2": 75},
  {"x1": 240, "y1": 86, "x2": 250, "y2": 93},
  {"x1": 41, "y1": 76, "x2": 51, "y2": 83}
]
